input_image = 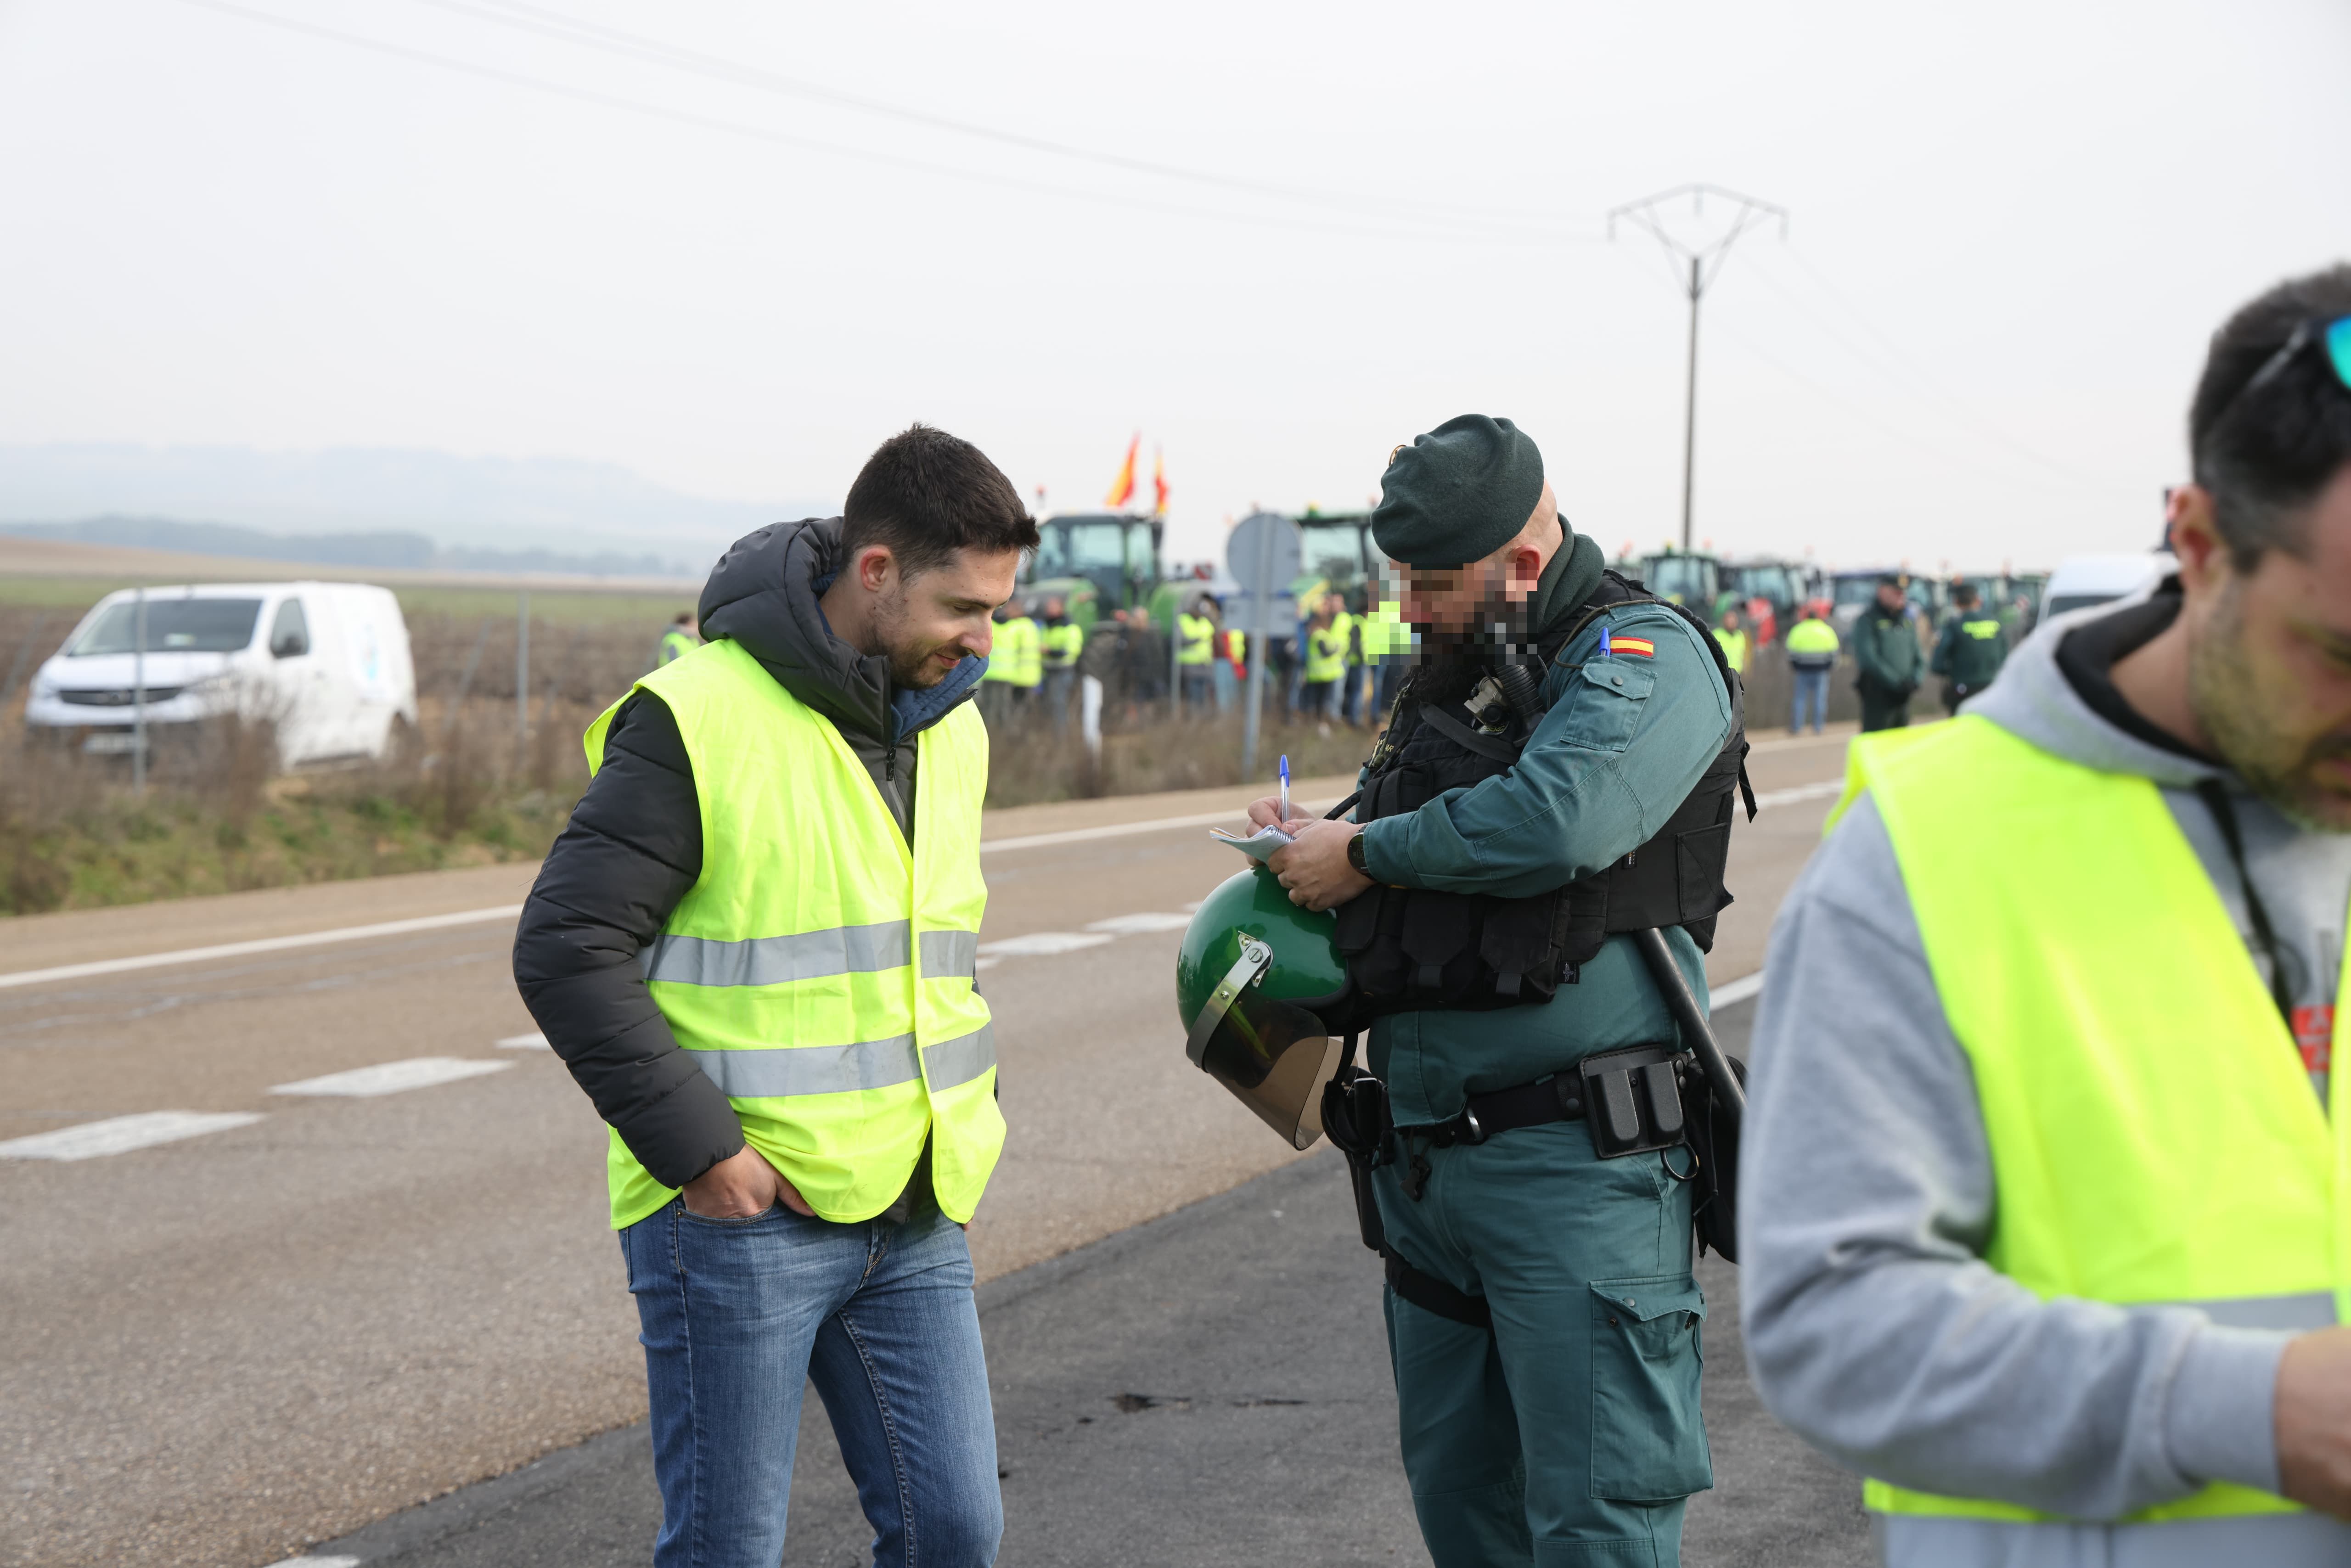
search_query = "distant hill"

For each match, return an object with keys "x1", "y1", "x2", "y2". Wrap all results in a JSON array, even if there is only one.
[
  {"x1": 0, "y1": 516, "x2": 701, "y2": 579},
  {"x1": 0, "y1": 444, "x2": 833, "y2": 565}
]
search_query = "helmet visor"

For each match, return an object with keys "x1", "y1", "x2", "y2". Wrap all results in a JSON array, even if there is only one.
[{"x1": 1185, "y1": 937, "x2": 1340, "y2": 1151}]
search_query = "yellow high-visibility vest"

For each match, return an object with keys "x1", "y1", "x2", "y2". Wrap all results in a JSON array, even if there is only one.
[
  {"x1": 1838, "y1": 715, "x2": 2349, "y2": 1532},
  {"x1": 1041, "y1": 622, "x2": 1085, "y2": 670},
  {"x1": 1786, "y1": 617, "x2": 1839, "y2": 658},
  {"x1": 1712, "y1": 627, "x2": 1749, "y2": 674},
  {"x1": 1304, "y1": 622, "x2": 1349, "y2": 683},
  {"x1": 584, "y1": 639, "x2": 1005, "y2": 1229},
  {"x1": 1177, "y1": 612, "x2": 1216, "y2": 666},
  {"x1": 1358, "y1": 601, "x2": 1409, "y2": 660},
  {"x1": 659, "y1": 629, "x2": 698, "y2": 664},
  {"x1": 982, "y1": 617, "x2": 1041, "y2": 688}
]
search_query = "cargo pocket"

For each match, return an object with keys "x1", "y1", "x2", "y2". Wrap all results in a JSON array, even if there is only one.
[{"x1": 1588, "y1": 1273, "x2": 1713, "y2": 1501}]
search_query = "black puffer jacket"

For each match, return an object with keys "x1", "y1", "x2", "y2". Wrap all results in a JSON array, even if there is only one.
[{"x1": 511, "y1": 518, "x2": 989, "y2": 1189}]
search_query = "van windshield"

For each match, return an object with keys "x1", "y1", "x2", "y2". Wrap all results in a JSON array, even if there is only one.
[{"x1": 70, "y1": 598, "x2": 262, "y2": 655}]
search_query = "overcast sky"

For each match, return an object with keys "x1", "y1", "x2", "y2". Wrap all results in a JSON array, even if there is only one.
[{"x1": 3, "y1": 0, "x2": 2348, "y2": 572}]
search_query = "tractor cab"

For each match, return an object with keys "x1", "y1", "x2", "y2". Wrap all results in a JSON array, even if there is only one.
[{"x1": 1021, "y1": 512, "x2": 1164, "y2": 630}]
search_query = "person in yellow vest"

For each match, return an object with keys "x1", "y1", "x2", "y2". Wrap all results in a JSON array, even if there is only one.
[
  {"x1": 1039, "y1": 593, "x2": 1084, "y2": 735},
  {"x1": 1301, "y1": 593, "x2": 1349, "y2": 723},
  {"x1": 1743, "y1": 266, "x2": 2351, "y2": 1565},
  {"x1": 1176, "y1": 593, "x2": 1218, "y2": 712},
  {"x1": 1711, "y1": 604, "x2": 1750, "y2": 676},
  {"x1": 979, "y1": 597, "x2": 1041, "y2": 727},
  {"x1": 657, "y1": 611, "x2": 700, "y2": 666},
  {"x1": 513, "y1": 425, "x2": 1039, "y2": 1568},
  {"x1": 1785, "y1": 598, "x2": 1839, "y2": 733}
]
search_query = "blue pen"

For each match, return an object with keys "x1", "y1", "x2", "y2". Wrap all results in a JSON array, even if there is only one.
[{"x1": 1278, "y1": 755, "x2": 1290, "y2": 824}]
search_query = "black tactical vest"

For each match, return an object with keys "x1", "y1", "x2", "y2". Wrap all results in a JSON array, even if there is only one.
[{"x1": 1316, "y1": 573, "x2": 1751, "y2": 1037}]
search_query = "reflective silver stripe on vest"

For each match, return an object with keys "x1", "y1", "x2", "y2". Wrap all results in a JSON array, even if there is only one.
[
  {"x1": 923, "y1": 1023, "x2": 996, "y2": 1090},
  {"x1": 2176, "y1": 1291, "x2": 2336, "y2": 1331},
  {"x1": 641, "y1": 920, "x2": 912, "y2": 987},
  {"x1": 919, "y1": 929, "x2": 980, "y2": 979},
  {"x1": 690, "y1": 1034, "x2": 921, "y2": 1097},
  {"x1": 1880, "y1": 1510, "x2": 2351, "y2": 1567}
]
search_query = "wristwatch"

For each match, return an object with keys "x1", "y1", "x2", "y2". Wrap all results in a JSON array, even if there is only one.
[{"x1": 1346, "y1": 831, "x2": 1371, "y2": 877}]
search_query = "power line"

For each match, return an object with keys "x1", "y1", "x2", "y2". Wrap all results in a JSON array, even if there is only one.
[
  {"x1": 173, "y1": 0, "x2": 1602, "y2": 247},
  {"x1": 399, "y1": 0, "x2": 1603, "y2": 242}
]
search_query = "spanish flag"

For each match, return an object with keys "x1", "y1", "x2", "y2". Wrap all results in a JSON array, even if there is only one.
[
  {"x1": 1105, "y1": 433, "x2": 1140, "y2": 509},
  {"x1": 1152, "y1": 445, "x2": 1170, "y2": 517}
]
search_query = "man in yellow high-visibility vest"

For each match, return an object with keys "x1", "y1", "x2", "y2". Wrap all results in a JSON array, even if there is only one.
[
  {"x1": 658, "y1": 612, "x2": 699, "y2": 666},
  {"x1": 514, "y1": 425, "x2": 1039, "y2": 1568},
  {"x1": 1744, "y1": 265, "x2": 2351, "y2": 1565}
]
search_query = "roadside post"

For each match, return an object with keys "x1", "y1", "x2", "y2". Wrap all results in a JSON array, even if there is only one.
[
  {"x1": 131, "y1": 586, "x2": 147, "y2": 797},
  {"x1": 1228, "y1": 511, "x2": 1300, "y2": 780},
  {"x1": 515, "y1": 590, "x2": 530, "y2": 755}
]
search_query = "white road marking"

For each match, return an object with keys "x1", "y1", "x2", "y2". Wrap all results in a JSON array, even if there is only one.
[
  {"x1": 973, "y1": 957, "x2": 1001, "y2": 972},
  {"x1": 496, "y1": 1031, "x2": 551, "y2": 1050},
  {"x1": 1083, "y1": 912, "x2": 1193, "y2": 935},
  {"x1": 975, "y1": 932, "x2": 1117, "y2": 959},
  {"x1": 980, "y1": 798, "x2": 1342, "y2": 856},
  {"x1": 0, "y1": 1110, "x2": 265, "y2": 1162},
  {"x1": 271, "y1": 1057, "x2": 513, "y2": 1098},
  {"x1": 1710, "y1": 972, "x2": 1764, "y2": 1009},
  {"x1": 1751, "y1": 778, "x2": 1845, "y2": 810},
  {"x1": 0, "y1": 905, "x2": 525, "y2": 992},
  {"x1": 285, "y1": 1557, "x2": 362, "y2": 1567}
]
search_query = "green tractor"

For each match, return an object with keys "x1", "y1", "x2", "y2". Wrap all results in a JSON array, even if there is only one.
[{"x1": 1019, "y1": 511, "x2": 1167, "y2": 630}]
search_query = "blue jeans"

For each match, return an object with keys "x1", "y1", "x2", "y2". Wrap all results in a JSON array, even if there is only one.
[
  {"x1": 1790, "y1": 666, "x2": 1831, "y2": 732},
  {"x1": 619, "y1": 1197, "x2": 1002, "y2": 1568}
]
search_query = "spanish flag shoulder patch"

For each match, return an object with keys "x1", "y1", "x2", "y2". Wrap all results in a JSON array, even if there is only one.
[{"x1": 1599, "y1": 628, "x2": 1656, "y2": 658}]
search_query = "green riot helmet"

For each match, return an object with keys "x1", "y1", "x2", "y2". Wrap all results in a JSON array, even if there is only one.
[{"x1": 1175, "y1": 865, "x2": 1350, "y2": 1150}]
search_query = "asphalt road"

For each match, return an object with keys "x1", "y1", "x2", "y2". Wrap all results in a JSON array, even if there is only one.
[{"x1": 0, "y1": 728, "x2": 1859, "y2": 1568}]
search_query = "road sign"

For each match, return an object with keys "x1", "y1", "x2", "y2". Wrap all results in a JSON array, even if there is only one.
[{"x1": 1226, "y1": 512, "x2": 1300, "y2": 595}]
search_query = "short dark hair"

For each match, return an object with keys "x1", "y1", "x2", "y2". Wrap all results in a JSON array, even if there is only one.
[
  {"x1": 1952, "y1": 583, "x2": 1979, "y2": 607},
  {"x1": 842, "y1": 424, "x2": 1039, "y2": 579},
  {"x1": 2190, "y1": 263, "x2": 2351, "y2": 568}
]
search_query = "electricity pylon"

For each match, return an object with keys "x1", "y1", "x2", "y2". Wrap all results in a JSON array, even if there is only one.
[{"x1": 1608, "y1": 184, "x2": 1788, "y2": 552}]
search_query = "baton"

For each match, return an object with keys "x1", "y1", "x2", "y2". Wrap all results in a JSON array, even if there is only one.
[{"x1": 1630, "y1": 927, "x2": 1744, "y2": 1122}]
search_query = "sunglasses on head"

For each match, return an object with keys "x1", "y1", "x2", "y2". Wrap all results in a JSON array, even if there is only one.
[{"x1": 2206, "y1": 315, "x2": 2351, "y2": 432}]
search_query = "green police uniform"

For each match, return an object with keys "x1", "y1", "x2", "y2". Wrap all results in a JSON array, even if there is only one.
[
  {"x1": 1353, "y1": 584, "x2": 1731, "y2": 1568},
  {"x1": 1852, "y1": 600, "x2": 1923, "y2": 732},
  {"x1": 1929, "y1": 607, "x2": 2008, "y2": 713}
]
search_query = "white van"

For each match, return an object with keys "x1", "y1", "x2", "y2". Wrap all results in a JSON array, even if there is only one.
[
  {"x1": 22, "y1": 582, "x2": 418, "y2": 767},
  {"x1": 2040, "y1": 553, "x2": 2177, "y2": 622}
]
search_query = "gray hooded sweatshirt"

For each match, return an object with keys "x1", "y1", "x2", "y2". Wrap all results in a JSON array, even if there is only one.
[{"x1": 1740, "y1": 589, "x2": 2351, "y2": 1566}]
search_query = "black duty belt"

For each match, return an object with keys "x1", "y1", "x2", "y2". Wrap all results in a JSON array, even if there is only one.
[{"x1": 1392, "y1": 1042, "x2": 1696, "y2": 1180}]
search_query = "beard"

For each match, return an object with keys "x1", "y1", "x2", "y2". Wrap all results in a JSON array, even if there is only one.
[
  {"x1": 2189, "y1": 581, "x2": 2351, "y2": 830},
  {"x1": 869, "y1": 585, "x2": 965, "y2": 689}
]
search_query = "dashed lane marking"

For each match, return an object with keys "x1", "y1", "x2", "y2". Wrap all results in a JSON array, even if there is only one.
[
  {"x1": 1083, "y1": 912, "x2": 1194, "y2": 935},
  {"x1": 976, "y1": 932, "x2": 1117, "y2": 959},
  {"x1": 496, "y1": 1031, "x2": 551, "y2": 1050},
  {"x1": 270, "y1": 1057, "x2": 513, "y2": 1098},
  {"x1": 1710, "y1": 972, "x2": 1764, "y2": 1009},
  {"x1": 0, "y1": 1110, "x2": 265, "y2": 1162},
  {"x1": 1751, "y1": 778, "x2": 1845, "y2": 810},
  {"x1": 0, "y1": 905, "x2": 525, "y2": 992}
]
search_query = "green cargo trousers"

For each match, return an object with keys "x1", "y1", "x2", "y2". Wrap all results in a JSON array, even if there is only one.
[{"x1": 1373, "y1": 1120, "x2": 1710, "y2": 1568}]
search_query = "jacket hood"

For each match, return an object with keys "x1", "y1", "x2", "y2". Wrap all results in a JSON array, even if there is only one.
[
  {"x1": 696, "y1": 517, "x2": 986, "y2": 744},
  {"x1": 1967, "y1": 586, "x2": 2223, "y2": 790}
]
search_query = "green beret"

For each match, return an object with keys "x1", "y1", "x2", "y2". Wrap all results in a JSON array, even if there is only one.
[{"x1": 1371, "y1": 415, "x2": 1546, "y2": 568}]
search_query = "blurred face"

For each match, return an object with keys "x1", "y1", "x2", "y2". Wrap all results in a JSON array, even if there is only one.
[
  {"x1": 1396, "y1": 482, "x2": 1559, "y2": 636},
  {"x1": 2182, "y1": 466, "x2": 2351, "y2": 828},
  {"x1": 860, "y1": 545, "x2": 1022, "y2": 688},
  {"x1": 1876, "y1": 583, "x2": 1906, "y2": 612}
]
